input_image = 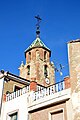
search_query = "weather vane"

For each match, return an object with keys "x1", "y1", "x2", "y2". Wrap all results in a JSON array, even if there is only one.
[
  {"x1": 55, "y1": 64, "x2": 64, "y2": 77},
  {"x1": 35, "y1": 15, "x2": 42, "y2": 38}
]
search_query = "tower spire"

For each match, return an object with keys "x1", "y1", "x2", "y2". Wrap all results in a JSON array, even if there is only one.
[{"x1": 35, "y1": 15, "x2": 42, "y2": 38}]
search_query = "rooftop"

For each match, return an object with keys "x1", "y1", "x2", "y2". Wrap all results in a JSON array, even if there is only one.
[
  {"x1": 25, "y1": 37, "x2": 51, "y2": 53},
  {"x1": 68, "y1": 39, "x2": 80, "y2": 43}
]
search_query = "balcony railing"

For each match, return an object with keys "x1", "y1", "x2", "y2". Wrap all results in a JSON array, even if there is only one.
[
  {"x1": 6, "y1": 80, "x2": 68, "y2": 102},
  {"x1": 32, "y1": 80, "x2": 65, "y2": 101},
  {"x1": 6, "y1": 86, "x2": 30, "y2": 101}
]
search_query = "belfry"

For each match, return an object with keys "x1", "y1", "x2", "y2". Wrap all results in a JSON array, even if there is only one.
[{"x1": 19, "y1": 16, "x2": 55, "y2": 86}]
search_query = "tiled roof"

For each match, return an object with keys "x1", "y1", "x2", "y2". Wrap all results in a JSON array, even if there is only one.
[{"x1": 25, "y1": 37, "x2": 50, "y2": 52}]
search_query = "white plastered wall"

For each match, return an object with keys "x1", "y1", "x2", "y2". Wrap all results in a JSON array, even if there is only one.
[{"x1": 1, "y1": 93, "x2": 28, "y2": 120}]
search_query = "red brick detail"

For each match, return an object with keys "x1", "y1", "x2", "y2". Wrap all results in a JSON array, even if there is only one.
[
  {"x1": 30, "y1": 80, "x2": 37, "y2": 91},
  {"x1": 64, "y1": 76, "x2": 70, "y2": 89},
  {"x1": 3, "y1": 94, "x2": 6, "y2": 102}
]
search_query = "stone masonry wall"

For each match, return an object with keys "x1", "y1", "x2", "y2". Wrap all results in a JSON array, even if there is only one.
[
  {"x1": 68, "y1": 40, "x2": 80, "y2": 120},
  {"x1": 68, "y1": 41, "x2": 80, "y2": 92}
]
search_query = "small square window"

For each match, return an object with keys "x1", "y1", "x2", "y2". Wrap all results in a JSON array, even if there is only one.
[
  {"x1": 49, "y1": 109, "x2": 63, "y2": 120},
  {"x1": 9, "y1": 112, "x2": 18, "y2": 120}
]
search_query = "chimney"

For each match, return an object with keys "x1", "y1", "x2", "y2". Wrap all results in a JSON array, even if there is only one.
[
  {"x1": 30, "y1": 78, "x2": 37, "y2": 91},
  {"x1": 64, "y1": 76, "x2": 70, "y2": 89}
]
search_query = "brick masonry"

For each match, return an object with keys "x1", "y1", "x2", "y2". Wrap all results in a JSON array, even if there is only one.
[{"x1": 19, "y1": 47, "x2": 55, "y2": 86}]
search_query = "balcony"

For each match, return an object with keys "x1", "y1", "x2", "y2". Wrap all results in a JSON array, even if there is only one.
[
  {"x1": 32, "y1": 80, "x2": 65, "y2": 101},
  {"x1": 28, "y1": 80, "x2": 71, "y2": 112},
  {"x1": 6, "y1": 86, "x2": 30, "y2": 101},
  {"x1": 5, "y1": 79, "x2": 70, "y2": 102}
]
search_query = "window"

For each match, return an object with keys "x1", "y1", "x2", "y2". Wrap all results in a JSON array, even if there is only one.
[
  {"x1": 28, "y1": 52, "x2": 31, "y2": 61},
  {"x1": 9, "y1": 112, "x2": 18, "y2": 120},
  {"x1": 44, "y1": 65, "x2": 48, "y2": 78},
  {"x1": 27, "y1": 65, "x2": 30, "y2": 75},
  {"x1": 49, "y1": 109, "x2": 63, "y2": 120},
  {"x1": 44, "y1": 51, "x2": 47, "y2": 60},
  {"x1": 14, "y1": 86, "x2": 21, "y2": 92},
  {"x1": 36, "y1": 50, "x2": 40, "y2": 60}
]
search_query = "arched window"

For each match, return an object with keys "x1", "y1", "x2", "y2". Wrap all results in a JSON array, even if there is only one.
[
  {"x1": 44, "y1": 65, "x2": 48, "y2": 78},
  {"x1": 28, "y1": 52, "x2": 31, "y2": 61},
  {"x1": 44, "y1": 51, "x2": 47, "y2": 60},
  {"x1": 36, "y1": 50, "x2": 40, "y2": 60},
  {"x1": 27, "y1": 65, "x2": 30, "y2": 75}
]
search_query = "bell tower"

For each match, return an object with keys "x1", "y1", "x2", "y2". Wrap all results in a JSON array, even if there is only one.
[{"x1": 19, "y1": 16, "x2": 55, "y2": 86}]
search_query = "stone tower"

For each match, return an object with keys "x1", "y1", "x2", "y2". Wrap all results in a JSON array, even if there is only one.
[{"x1": 19, "y1": 16, "x2": 55, "y2": 86}]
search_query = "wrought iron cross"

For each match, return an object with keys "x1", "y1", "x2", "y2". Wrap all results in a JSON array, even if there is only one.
[
  {"x1": 35, "y1": 15, "x2": 42, "y2": 37},
  {"x1": 35, "y1": 15, "x2": 42, "y2": 27}
]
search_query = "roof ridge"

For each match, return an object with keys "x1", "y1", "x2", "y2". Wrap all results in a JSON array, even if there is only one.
[{"x1": 25, "y1": 37, "x2": 50, "y2": 52}]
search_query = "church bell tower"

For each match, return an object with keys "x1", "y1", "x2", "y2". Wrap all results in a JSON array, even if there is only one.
[{"x1": 19, "y1": 16, "x2": 55, "y2": 86}]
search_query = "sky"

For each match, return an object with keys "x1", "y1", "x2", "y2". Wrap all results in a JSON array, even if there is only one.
[{"x1": 0, "y1": 0, "x2": 80, "y2": 82}]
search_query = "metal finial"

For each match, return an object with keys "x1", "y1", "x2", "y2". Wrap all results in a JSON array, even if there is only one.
[
  {"x1": 35, "y1": 15, "x2": 42, "y2": 38},
  {"x1": 21, "y1": 61, "x2": 24, "y2": 67}
]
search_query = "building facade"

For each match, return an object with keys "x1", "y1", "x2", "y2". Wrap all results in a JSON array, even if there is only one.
[{"x1": 0, "y1": 19, "x2": 80, "y2": 120}]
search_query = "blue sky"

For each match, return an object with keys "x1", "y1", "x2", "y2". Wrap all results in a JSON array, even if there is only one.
[{"x1": 0, "y1": 0, "x2": 80, "y2": 82}]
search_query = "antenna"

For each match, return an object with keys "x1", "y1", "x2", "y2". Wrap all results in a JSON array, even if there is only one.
[
  {"x1": 35, "y1": 15, "x2": 42, "y2": 38},
  {"x1": 54, "y1": 64, "x2": 64, "y2": 77}
]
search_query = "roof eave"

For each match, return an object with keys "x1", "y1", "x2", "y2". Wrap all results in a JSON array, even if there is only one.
[
  {"x1": 24, "y1": 46, "x2": 51, "y2": 57},
  {"x1": 68, "y1": 39, "x2": 80, "y2": 44}
]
